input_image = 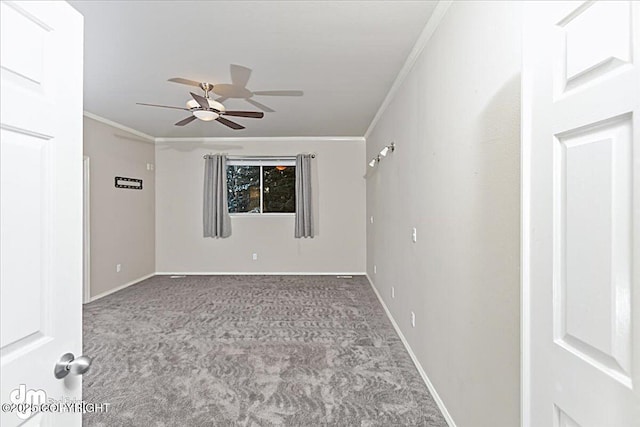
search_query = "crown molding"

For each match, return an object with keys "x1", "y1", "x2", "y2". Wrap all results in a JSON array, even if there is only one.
[
  {"x1": 83, "y1": 111, "x2": 156, "y2": 142},
  {"x1": 81, "y1": 112, "x2": 365, "y2": 144},
  {"x1": 363, "y1": 0, "x2": 453, "y2": 140},
  {"x1": 154, "y1": 136, "x2": 365, "y2": 144}
]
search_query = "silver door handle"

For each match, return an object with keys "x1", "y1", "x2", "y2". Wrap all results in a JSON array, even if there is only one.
[{"x1": 54, "y1": 353, "x2": 92, "y2": 379}]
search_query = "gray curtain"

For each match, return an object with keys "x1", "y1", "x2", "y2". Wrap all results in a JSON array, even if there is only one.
[
  {"x1": 295, "y1": 154, "x2": 314, "y2": 238},
  {"x1": 203, "y1": 155, "x2": 231, "y2": 238}
]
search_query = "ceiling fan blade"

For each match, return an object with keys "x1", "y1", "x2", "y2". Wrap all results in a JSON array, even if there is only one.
[
  {"x1": 168, "y1": 77, "x2": 202, "y2": 87},
  {"x1": 136, "y1": 102, "x2": 188, "y2": 110},
  {"x1": 175, "y1": 116, "x2": 197, "y2": 126},
  {"x1": 190, "y1": 92, "x2": 210, "y2": 109},
  {"x1": 252, "y1": 90, "x2": 303, "y2": 96},
  {"x1": 216, "y1": 116, "x2": 245, "y2": 130},
  {"x1": 223, "y1": 111, "x2": 264, "y2": 119},
  {"x1": 246, "y1": 98, "x2": 275, "y2": 112},
  {"x1": 229, "y1": 64, "x2": 252, "y2": 88}
]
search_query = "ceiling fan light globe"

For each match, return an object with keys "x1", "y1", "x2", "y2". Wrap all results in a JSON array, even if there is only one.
[
  {"x1": 207, "y1": 99, "x2": 225, "y2": 112},
  {"x1": 193, "y1": 110, "x2": 219, "y2": 121},
  {"x1": 186, "y1": 99, "x2": 199, "y2": 109}
]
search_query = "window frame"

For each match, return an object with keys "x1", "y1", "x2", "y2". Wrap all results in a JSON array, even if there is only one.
[{"x1": 226, "y1": 158, "x2": 296, "y2": 216}]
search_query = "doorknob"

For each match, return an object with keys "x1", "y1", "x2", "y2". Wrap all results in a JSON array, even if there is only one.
[{"x1": 54, "y1": 353, "x2": 92, "y2": 379}]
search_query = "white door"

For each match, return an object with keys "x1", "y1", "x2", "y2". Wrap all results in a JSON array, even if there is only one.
[
  {"x1": 1, "y1": 1, "x2": 84, "y2": 426},
  {"x1": 523, "y1": 1, "x2": 640, "y2": 426}
]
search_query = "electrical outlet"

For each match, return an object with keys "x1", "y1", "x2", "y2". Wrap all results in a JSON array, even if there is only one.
[
  {"x1": 391, "y1": 287, "x2": 395, "y2": 299},
  {"x1": 411, "y1": 312, "x2": 416, "y2": 328},
  {"x1": 412, "y1": 227, "x2": 417, "y2": 243},
  {"x1": 373, "y1": 265, "x2": 377, "y2": 274},
  {"x1": 252, "y1": 253, "x2": 258, "y2": 261},
  {"x1": 116, "y1": 264, "x2": 121, "y2": 273}
]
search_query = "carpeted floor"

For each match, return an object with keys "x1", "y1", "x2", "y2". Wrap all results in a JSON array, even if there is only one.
[{"x1": 83, "y1": 275, "x2": 447, "y2": 426}]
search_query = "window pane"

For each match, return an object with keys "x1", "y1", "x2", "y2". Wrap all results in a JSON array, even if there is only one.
[
  {"x1": 263, "y1": 165, "x2": 296, "y2": 213},
  {"x1": 227, "y1": 166, "x2": 260, "y2": 213}
]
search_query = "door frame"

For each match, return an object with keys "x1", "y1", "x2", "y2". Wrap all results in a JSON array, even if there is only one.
[
  {"x1": 83, "y1": 155, "x2": 91, "y2": 304},
  {"x1": 520, "y1": 18, "x2": 533, "y2": 425}
]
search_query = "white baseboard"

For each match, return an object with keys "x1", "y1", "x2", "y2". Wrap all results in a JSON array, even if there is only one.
[
  {"x1": 365, "y1": 274, "x2": 457, "y2": 427},
  {"x1": 155, "y1": 272, "x2": 366, "y2": 276},
  {"x1": 87, "y1": 273, "x2": 155, "y2": 302}
]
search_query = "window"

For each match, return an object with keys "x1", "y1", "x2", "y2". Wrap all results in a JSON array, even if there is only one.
[{"x1": 227, "y1": 159, "x2": 296, "y2": 214}]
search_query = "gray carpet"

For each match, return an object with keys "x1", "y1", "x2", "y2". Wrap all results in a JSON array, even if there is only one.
[{"x1": 83, "y1": 275, "x2": 447, "y2": 426}]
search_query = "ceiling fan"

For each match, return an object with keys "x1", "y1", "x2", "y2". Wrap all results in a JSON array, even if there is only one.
[
  {"x1": 169, "y1": 64, "x2": 303, "y2": 112},
  {"x1": 136, "y1": 82, "x2": 264, "y2": 129}
]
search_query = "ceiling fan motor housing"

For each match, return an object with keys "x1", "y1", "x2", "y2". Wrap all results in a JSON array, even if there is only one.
[
  {"x1": 186, "y1": 94, "x2": 225, "y2": 121},
  {"x1": 136, "y1": 80, "x2": 264, "y2": 129}
]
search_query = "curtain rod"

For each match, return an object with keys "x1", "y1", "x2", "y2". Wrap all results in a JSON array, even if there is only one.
[{"x1": 203, "y1": 154, "x2": 316, "y2": 159}]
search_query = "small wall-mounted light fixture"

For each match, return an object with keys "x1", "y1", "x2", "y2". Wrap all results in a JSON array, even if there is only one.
[
  {"x1": 368, "y1": 142, "x2": 395, "y2": 169},
  {"x1": 379, "y1": 142, "x2": 395, "y2": 157}
]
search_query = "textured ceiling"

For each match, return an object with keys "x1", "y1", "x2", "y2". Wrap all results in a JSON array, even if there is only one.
[{"x1": 70, "y1": 1, "x2": 437, "y2": 138}]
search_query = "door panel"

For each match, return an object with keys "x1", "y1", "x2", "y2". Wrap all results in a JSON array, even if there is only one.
[
  {"x1": 0, "y1": 2, "x2": 84, "y2": 426},
  {"x1": 554, "y1": 114, "x2": 633, "y2": 387},
  {"x1": 524, "y1": 1, "x2": 639, "y2": 426},
  {"x1": 0, "y1": 132, "x2": 49, "y2": 348},
  {"x1": 558, "y1": 1, "x2": 632, "y2": 94}
]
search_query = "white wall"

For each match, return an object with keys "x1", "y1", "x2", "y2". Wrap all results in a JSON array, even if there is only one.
[
  {"x1": 366, "y1": 2, "x2": 521, "y2": 426},
  {"x1": 155, "y1": 138, "x2": 366, "y2": 273},
  {"x1": 83, "y1": 116, "x2": 156, "y2": 298}
]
